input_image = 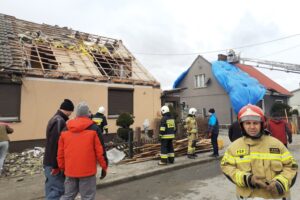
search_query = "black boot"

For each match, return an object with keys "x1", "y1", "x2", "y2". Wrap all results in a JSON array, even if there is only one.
[{"x1": 187, "y1": 154, "x2": 195, "y2": 159}]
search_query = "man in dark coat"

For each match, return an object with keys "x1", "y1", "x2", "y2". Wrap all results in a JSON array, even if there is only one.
[
  {"x1": 43, "y1": 99, "x2": 74, "y2": 200},
  {"x1": 228, "y1": 120, "x2": 243, "y2": 142},
  {"x1": 207, "y1": 108, "x2": 219, "y2": 157}
]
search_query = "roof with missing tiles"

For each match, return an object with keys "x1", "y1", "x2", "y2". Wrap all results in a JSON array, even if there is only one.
[{"x1": 0, "y1": 13, "x2": 160, "y2": 87}]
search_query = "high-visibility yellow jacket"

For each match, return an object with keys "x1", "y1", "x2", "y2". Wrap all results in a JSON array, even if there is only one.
[
  {"x1": 159, "y1": 114, "x2": 176, "y2": 139},
  {"x1": 184, "y1": 116, "x2": 198, "y2": 134},
  {"x1": 221, "y1": 134, "x2": 298, "y2": 199}
]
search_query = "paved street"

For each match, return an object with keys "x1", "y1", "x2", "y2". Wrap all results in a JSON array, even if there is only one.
[{"x1": 96, "y1": 135, "x2": 300, "y2": 200}]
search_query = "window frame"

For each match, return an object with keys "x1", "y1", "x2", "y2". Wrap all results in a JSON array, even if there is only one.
[
  {"x1": 108, "y1": 88, "x2": 134, "y2": 118},
  {"x1": 0, "y1": 81, "x2": 22, "y2": 122},
  {"x1": 275, "y1": 99, "x2": 284, "y2": 104},
  {"x1": 194, "y1": 74, "x2": 206, "y2": 88}
]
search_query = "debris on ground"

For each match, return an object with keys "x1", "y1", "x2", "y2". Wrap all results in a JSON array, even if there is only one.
[
  {"x1": 119, "y1": 137, "x2": 224, "y2": 164},
  {"x1": 1, "y1": 147, "x2": 44, "y2": 178},
  {"x1": 0, "y1": 135, "x2": 224, "y2": 178}
]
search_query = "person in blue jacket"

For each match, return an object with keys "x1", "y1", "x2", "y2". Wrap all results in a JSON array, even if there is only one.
[{"x1": 208, "y1": 108, "x2": 219, "y2": 157}]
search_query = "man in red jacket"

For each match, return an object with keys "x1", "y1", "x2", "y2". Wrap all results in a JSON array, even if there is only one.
[
  {"x1": 58, "y1": 102, "x2": 108, "y2": 200},
  {"x1": 268, "y1": 112, "x2": 292, "y2": 148}
]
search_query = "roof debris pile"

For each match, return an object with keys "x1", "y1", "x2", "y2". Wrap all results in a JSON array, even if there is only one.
[{"x1": 1, "y1": 147, "x2": 44, "y2": 177}]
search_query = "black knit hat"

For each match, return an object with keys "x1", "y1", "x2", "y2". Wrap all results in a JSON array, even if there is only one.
[
  {"x1": 208, "y1": 108, "x2": 215, "y2": 114},
  {"x1": 60, "y1": 99, "x2": 74, "y2": 111}
]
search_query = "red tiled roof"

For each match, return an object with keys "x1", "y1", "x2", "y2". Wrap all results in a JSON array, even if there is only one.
[{"x1": 236, "y1": 63, "x2": 292, "y2": 96}]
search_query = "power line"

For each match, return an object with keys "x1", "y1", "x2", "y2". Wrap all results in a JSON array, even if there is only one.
[
  {"x1": 258, "y1": 44, "x2": 300, "y2": 59},
  {"x1": 133, "y1": 34, "x2": 300, "y2": 56}
]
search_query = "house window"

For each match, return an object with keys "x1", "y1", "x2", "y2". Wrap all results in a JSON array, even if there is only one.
[
  {"x1": 108, "y1": 88, "x2": 133, "y2": 116},
  {"x1": 0, "y1": 83, "x2": 21, "y2": 122},
  {"x1": 195, "y1": 74, "x2": 205, "y2": 88},
  {"x1": 275, "y1": 99, "x2": 284, "y2": 103}
]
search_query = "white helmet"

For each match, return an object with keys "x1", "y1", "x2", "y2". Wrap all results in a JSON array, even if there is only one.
[
  {"x1": 227, "y1": 49, "x2": 238, "y2": 63},
  {"x1": 161, "y1": 105, "x2": 170, "y2": 114},
  {"x1": 189, "y1": 108, "x2": 197, "y2": 115},
  {"x1": 98, "y1": 106, "x2": 105, "y2": 114}
]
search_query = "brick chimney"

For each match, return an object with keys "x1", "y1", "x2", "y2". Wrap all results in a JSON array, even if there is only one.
[{"x1": 218, "y1": 54, "x2": 227, "y2": 61}]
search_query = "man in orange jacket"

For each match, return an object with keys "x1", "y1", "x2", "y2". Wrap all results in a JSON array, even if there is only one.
[{"x1": 58, "y1": 102, "x2": 108, "y2": 200}]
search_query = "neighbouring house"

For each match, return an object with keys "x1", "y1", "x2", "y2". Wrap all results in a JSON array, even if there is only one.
[
  {"x1": 173, "y1": 55, "x2": 292, "y2": 125},
  {"x1": 289, "y1": 85, "x2": 300, "y2": 113},
  {"x1": 161, "y1": 88, "x2": 186, "y2": 119},
  {"x1": 0, "y1": 14, "x2": 161, "y2": 151}
]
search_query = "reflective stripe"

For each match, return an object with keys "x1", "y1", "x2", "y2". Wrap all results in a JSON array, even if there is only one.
[
  {"x1": 274, "y1": 175, "x2": 289, "y2": 191},
  {"x1": 222, "y1": 151, "x2": 294, "y2": 164},
  {"x1": 92, "y1": 118, "x2": 103, "y2": 125},
  {"x1": 281, "y1": 152, "x2": 293, "y2": 162},
  {"x1": 103, "y1": 125, "x2": 108, "y2": 130},
  {"x1": 160, "y1": 127, "x2": 166, "y2": 131},
  {"x1": 168, "y1": 153, "x2": 175, "y2": 157},
  {"x1": 250, "y1": 152, "x2": 282, "y2": 161},
  {"x1": 161, "y1": 134, "x2": 175, "y2": 139},
  {"x1": 160, "y1": 154, "x2": 168, "y2": 159},
  {"x1": 221, "y1": 152, "x2": 236, "y2": 165},
  {"x1": 166, "y1": 119, "x2": 175, "y2": 128},
  {"x1": 235, "y1": 171, "x2": 246, "y2": 187}
]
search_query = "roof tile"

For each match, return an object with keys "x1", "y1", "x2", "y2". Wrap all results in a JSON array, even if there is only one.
[{"x1": 236, "y1": 63, "x2": 292, "y2": 96}]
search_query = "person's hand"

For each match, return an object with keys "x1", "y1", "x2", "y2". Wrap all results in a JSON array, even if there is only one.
[
  {"x1": 288, "y1": 137, "x2": 292, "y2": 144},
  {"x1": 51, "y1": 168, "x2": 60, "y2": 176},
  {"x1": 100, "y1": 169, "x2": 107, "y2": 179},
  {"x1": 250, "y1": 175, "x2": 267, "y2": 188},
  {"x1": 266, "y1": 181, "x2": 284, "y2": 195}
]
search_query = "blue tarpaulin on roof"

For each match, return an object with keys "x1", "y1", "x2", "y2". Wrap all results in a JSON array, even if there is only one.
[
  {"x1": 173, "y1": 67, "x2": 190, "y2": 88},
  {"x1": 212, "y1": 61, "x2": 266, "y2": 114}
]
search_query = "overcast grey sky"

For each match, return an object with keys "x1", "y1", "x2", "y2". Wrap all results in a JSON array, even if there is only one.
[{"x1": 1, "y1": 0, "x2": 300, "y2": 90}]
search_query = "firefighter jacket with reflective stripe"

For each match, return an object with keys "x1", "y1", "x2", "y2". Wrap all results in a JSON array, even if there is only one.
[
  {"x1": 221, "y1": 134, "x2": 298, "y2": 199},
  {"x1": 184, "y1": 116, "x2": 198, "y2": 134},
  {"x1": 92, "y1": 112, "x2": 108, "y2": 133},
  {"x1": 159, "y1": 114, "x2": 176, "y2": 139}
]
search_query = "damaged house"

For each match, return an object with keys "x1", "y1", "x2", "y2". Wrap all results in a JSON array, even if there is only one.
[
  {"x1": 173, "y1": 55, "x2": 292, "y2": 125},
  {"x1": 0, "y1": 14, "x2": 161, "y2": 151}
]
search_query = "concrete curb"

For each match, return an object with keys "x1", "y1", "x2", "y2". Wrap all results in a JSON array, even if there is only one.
[
  {"x1": 96, "y1": 153, "x2": 223, "y2": 189},
  {"x1": 31, "y1": 154, "x2": 223, "y2": 200}
]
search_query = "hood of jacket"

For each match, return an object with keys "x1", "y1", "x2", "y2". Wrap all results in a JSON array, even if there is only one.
[{"x1": 67, "y1": 117, "x2": 94, "y2": 132}]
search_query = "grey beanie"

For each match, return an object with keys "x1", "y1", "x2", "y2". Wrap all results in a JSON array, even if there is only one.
[{"x1": 76, "y1": 102, "x2": 90, "y2": 117}]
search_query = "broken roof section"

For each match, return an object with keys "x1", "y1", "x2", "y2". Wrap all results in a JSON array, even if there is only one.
[{"x1": 0, "y1": 14, "x2": 160, "y2": 87}]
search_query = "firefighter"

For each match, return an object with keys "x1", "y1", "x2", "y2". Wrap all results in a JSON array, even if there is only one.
[
  {"x1": 221, "y1": 104, "x2": 298, "y2": 200},
  {"x1": 159, "y1": 105, "x2": 176, "y2": 165},
  {"x1": 185, "y1": 108, "x2": 198, "y2": 159},
  {"x1": 92, "y1": 106, "x2": 108, "y2": 134}
]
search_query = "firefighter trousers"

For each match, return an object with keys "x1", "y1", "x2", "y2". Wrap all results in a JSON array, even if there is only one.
[
  {"x1": 187, "y1": 133, "x2": 196, "y2": 155},
  {"x1": 160, "y1": 139, "x2": 174, "y2": 164}
]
